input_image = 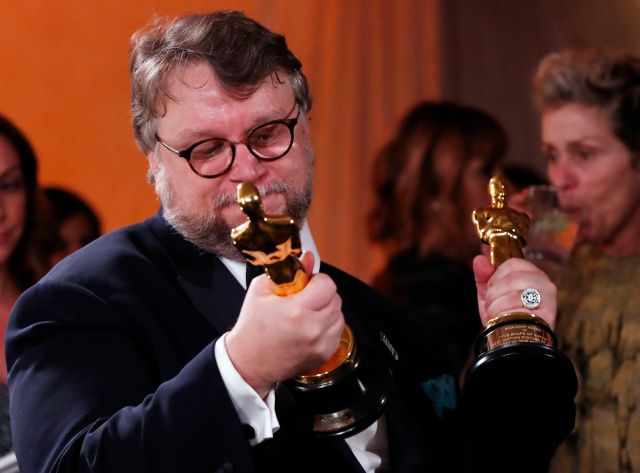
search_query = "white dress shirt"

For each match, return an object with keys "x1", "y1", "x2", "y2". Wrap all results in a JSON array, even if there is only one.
[{"x1": 213, "y1": 220, "x2": 388, "y2": 472}]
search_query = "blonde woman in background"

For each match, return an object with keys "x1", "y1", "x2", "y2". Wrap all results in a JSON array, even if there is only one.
[{"x1": 533, "y1": 49, "x2": 640, "y2": 473}]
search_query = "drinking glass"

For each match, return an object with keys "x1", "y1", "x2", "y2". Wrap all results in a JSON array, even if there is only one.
[{"x1": 523, "y1": 185, "x2": 577, "y2": 276}]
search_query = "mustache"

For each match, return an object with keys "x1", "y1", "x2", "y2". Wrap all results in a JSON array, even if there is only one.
[{"x1": 212, "y1": 181, "x2": 291, "y2": 210}]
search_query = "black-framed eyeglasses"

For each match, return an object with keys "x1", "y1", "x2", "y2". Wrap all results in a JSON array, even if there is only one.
[{"x1": 155, "y1": 106, "x2": 300, "y2": 178}]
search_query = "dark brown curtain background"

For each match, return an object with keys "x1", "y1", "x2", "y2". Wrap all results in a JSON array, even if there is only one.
[{"x1": 440, "y1": 0, "x2": 640, "y2": 177}]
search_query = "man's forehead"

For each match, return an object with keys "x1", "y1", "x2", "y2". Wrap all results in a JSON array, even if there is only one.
[
  {"x1": 165, "y1": 63, "x2": 290, "y2": 101},
  {"x1": 155, "y1": 63, "x2": 295, "y2": 123}
]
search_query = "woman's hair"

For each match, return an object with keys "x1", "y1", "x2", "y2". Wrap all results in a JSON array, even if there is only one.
[
  {"x1": 0, "y1": 115, "x2": 40, "y2": 290},
  {"x1": 43, "y1": 187, "x2": 101, "y2": 245},
  {"x1": 533, "y1": 48, "x2": 640, "y2": 156},
  {"x1": 501, "y1": 163, "x2": 548, "y2": 191},
  {"x1": 368, "y1": 101, "x2": 507, "y2": 260},
  {"x1": 129, "y1": 10, "x2": 311, "y2": 154}
]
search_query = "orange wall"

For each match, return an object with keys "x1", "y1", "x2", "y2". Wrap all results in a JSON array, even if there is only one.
[{"x1": 1, "y1": 0, "x2": 441, "y2": 280}]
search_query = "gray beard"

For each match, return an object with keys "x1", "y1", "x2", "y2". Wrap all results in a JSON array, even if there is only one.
[{"x1": 153, "y1": 149, "x2": 314, "y2": 261}]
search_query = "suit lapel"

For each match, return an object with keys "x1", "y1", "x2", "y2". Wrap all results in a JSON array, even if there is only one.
[
  {"x1": 384, "y1": 393, "x2": 430, "y2": 472},
  {"x1": 328, "y1": 438, "x2": 367, "y2": 473},
  {"x1": 176, "y1": 258, "x2": 246, "y2": 334},
  {"x1": 146, "y1": 211, "x2": 246, "y2": 335}
]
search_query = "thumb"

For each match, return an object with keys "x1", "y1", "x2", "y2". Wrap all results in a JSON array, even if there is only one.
[
  {"x1": 299, "y1": 251, "x2": 315, "y2": 277},
  {"x1": 473, "y1": 254, "x2": 495, "y2": 324}
]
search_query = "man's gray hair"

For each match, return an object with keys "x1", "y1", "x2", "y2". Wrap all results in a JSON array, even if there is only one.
[{"x1": 129, "y1": 10, "x2": 312, "y2": 154}]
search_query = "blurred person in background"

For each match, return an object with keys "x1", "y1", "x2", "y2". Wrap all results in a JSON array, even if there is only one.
[
  {"x1": 43, "y1": 187, "x2": 101, "y2": 267},
  {"x1": 501, "y1": 162, "x2": 548, "y2": 192},
  {"x1": 533, "y1": 48, "x2": 640, "y2": 473},
  {"x1": 0, "y1": 114, "x2": 43, "y2": 456},
  {"x1": 368, "y1": 101, "x2": 507, "y2": 379}
]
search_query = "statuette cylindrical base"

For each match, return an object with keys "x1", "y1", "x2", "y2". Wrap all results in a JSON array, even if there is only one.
[{"x1": 286, "y1": 346, "x2": 394, "y2": 437}]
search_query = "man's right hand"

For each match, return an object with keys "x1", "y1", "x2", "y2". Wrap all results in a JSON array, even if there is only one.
[{"x1": 225, "y1": 252, "x2": 344, "y2": 398}]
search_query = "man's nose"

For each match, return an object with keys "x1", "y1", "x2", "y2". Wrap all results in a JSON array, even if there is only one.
[{"x1": 227, "y1": 143, "x2": 267, "y2": 182}]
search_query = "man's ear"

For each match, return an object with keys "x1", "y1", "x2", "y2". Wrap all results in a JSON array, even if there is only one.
[{"x1": 147, "y1": 152, "x2": 160, "y2": 184}]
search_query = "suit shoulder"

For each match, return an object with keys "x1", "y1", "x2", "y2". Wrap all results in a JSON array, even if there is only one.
[
  {"x1": 321, "y1": 263, "x2": 388, "y2": 302},
  {"x1": 42, "y1": 219, "x2": 172, "y2": 291}
]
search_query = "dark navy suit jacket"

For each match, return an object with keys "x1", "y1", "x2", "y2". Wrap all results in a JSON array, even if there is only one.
[{"x1": 6, "y1": 213, "x2": 469, "y2": 473}]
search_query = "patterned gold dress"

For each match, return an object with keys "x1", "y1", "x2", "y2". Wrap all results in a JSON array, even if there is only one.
[{"x1": 550, "y1": 244, "x2": 640, "y2": 473}]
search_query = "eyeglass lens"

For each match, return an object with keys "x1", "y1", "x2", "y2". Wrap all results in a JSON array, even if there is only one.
[{"x1": 190, "y1": 121, "x2": 294, "y2": 177}]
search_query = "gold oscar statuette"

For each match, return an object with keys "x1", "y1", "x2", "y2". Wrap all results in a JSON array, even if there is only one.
[
  {"x1": 231, "y1": 182, "x2": 392, "y2": 437},
  {"x1": 471, "y1": 175, "x2": 555, "y2": 350},
  {"x1": 463, "y1": 175, "x2": 577, "y2": 436}
]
